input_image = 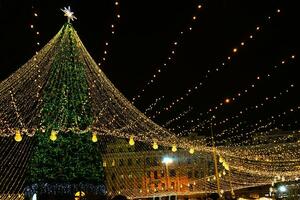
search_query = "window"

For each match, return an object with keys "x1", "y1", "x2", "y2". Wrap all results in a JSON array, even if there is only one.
[
  {"x1": 103, "y1": 161, "x2": 107, "y2": 167},
  {"x1": 147, "y1": 171, "x2": 151, "y2": 178},
  {"x1": 153, "y1": 157, "x2": 158, "y2": 166},
  {"x1": 111, "y1": 173, "x2": 116, "y2": 181},
  {"x1": 146, "y1": 157, "x2": 151, "y2": 165},
  {"x1": 188, "y1": 171, "x2": 193, "y2": 178},
  {"x1": 154, "y1": 171, "x2": 158, "y2": 179},
  {"x1": 161, "y1": 170, "x2": 165, "y2": 177},
  {"x1": 171, "y1": 182, "x2": 175, "y2": 189},
  {"x1": 112, "y1": 160, "x2": 115, "y2": 167},
  {"x1": 169, "y1": 169, "x2": 176, "y2": 177},
  {"x1": 194, "y1": 170, "x2": 199, "y2": 178}
]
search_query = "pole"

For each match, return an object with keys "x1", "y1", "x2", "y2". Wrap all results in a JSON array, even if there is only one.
[{"x1": 211, "y1": 124, "x2": 221, "y2": 197}]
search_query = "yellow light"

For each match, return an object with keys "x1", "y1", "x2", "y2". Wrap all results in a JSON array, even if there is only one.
[
  {"x1": 233, "y1": 48, "x2": 238, "y2": 53},
  {"x1": 171, "y1": 144, "x2": 177, "y2": 152},
  {"x1": 224, "y1": 163, "x2": 230, "y2": 170},
  {"x1": 153, "y1": 141, "x2": 158, "y2": 149},
  {"x1": 219, "y1": 156, "x2": 224, "y2": 163},
  {"x1": 50, "y1": 130, "x2": 58, "y2": 141},
  {"x1": 75, "y1": 191, "x2": 85, "y2": 197},
  {"x1": 129, "y1": 136, "x2": 135, "y2": 146},
  {"x1": 189, "y1": 148, "x2": 194, "y2": 154},
  {"x1": 92, "y1": 132, "x2": 98, "y2": 143},
  {"x1": 14, "y1": 129, "x2": 22, "y2": 142},
  {"x1": 225, "y1": 98, "x2": 230, "y2": 104}
]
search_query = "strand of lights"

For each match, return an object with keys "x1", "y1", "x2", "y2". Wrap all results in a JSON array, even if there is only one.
[
  {"x1": 132, "y1": 3, "x2": 204, "y2": 103},
  {"x1": 144, "y1": 96, "x2": 165, "y2": 115},
  {"x1": 178, "y1": 54, "x2": 296, "y2": 135},
  {"x1": 29, "y1": 2, "x2": 41, "y2": 55},
  {"x1": 164, "y1": 106, "x2": 193, "y2": 127},
  {"x1": 97, "y1": 0, "x2": 121, "y2": 67},
  {"x1": 218, "y1": 104, "x2": 300, "y2": 146},
  {"x1": 197, "y1": 82, "x2": 295, "y2": 134},
  {"x1": 151, "y1": 8, "x2": 283, "y2": 118}
]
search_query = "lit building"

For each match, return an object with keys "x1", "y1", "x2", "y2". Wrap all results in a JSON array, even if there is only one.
[{"x1": 101, "y1": 139, "x2": 213, "y2": 199}]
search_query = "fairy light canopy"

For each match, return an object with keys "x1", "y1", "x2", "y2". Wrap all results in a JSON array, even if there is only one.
[{"x1": 0, "y1": 8, "x2": 206, "y2": 152}]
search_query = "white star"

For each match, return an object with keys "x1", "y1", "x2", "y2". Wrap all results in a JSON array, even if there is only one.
[{"x1": 61, "y1": 6, "x2": 77, "y2": 22}]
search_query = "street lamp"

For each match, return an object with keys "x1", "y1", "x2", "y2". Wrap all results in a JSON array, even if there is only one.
[{"x1": 162, "y1": 156, "x2": 173, "y2": 191}]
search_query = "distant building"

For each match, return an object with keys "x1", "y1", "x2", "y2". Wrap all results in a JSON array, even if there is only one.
[{"x1": 101, "y1": 139, "x2": 213, "y2": 199}]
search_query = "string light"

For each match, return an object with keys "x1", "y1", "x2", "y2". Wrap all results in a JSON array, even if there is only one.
[
  {"x1": 97, "y1": 0, "x2": 121, "y2": 67},
  {"x1": 132, "y1": 3, "x2": 205, "y2": 103},
  {"x1": 178, "y1": 54, "x2": 295, "y2": 135},
  {"x1": 150, "y1": 8, "x2": 283, "y2": 118},
  {"x1": 30, "y1": 3, "x2": 41, "y2": 55}
]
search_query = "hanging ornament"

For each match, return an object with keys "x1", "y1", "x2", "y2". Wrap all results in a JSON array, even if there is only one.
[
  {"x1": 14, "y1": 129, "x2": 22, "y2": 142},
  {"x1": 129, "y1": 136, "x2": 135, "y2": 146},
  {"x1": 153, "y1": 141, "x2": 158, "y2": 149},
  {"x1": 219, "y1": 156, "x2": 224, "y2": 163},
  {"x1": 189, "y1": 148, "x2": 195, "y2": 154},
  {"x1": 171, "y1": 144, "x2": 177, "y2": 152},
  {"x1": 223, "y1": 162, "x2": 230, "y2": 171},
  {"x1": 91, "y1": 132, "x2": 98, "y2": 143},
  {"x1": 50, "y1": 130, "x2": 58, "y2": 141}
]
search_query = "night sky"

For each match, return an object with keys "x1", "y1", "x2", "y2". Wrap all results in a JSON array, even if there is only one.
[{"x1": 0, "y1": 0, "x2": 299, "y2": 138}]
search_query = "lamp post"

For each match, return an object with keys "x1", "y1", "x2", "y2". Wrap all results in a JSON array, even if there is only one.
[{"x1": 162, "y1": 157, "x2": 173, "y2": 191}]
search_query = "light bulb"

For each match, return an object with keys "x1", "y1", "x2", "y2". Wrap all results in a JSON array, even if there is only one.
[
  {"x1": 129, "y1": 136, "x2": 135, "y2": 146},
  {"x1": 92, "y1": 133, "x2": 98, "y2": 143},
  {"x1": 153, "y1": 141, "x2": 158, "y2": 149},
  {"x1": 171, "y1": 144, "x2": 177, "y2": 152},
  {"x1": 50, "y1": 130, "x2": 58, "y2": 141},
  {"x1": 219, "y1": 156, "x2": 224, "y2": 163},
  {"x1": 14, "y1": 129, "x2": 22, "y2": 142},
  {"x1": 189, "y1": 148, "x2": 194, "y2": 154}
]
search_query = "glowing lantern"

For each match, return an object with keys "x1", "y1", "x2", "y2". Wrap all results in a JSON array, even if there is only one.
[
  {"x1": 14, "y1": 129, "x2": 22, "y2": 142},
  {"x1": 92, "y1": 132, "x2": 98, "y2": 143},
  {"x1": 129, "y1": 136, "x2": 135, "y2": 146},
  {"x1": 219, "y1": 156, "x2": 224, "y2": 163},
  {"x1": 189, "y1": 148, "x2": 195, "y2": 154},
  {"x1": 153, "y1": 141, "x2": 158, "y2": 149},
  {"x1": 224, "y1": 162, "x2": 230, "y2": 171},
  {"x1": 171, "y1": 144, "x2": 177, "y2": 152},
  {"x1": 50, "y1": 130, "x2": 58, "y2": 141}
]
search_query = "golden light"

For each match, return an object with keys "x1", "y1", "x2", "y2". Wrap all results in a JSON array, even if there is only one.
[
  {"x1": 189, "y1": 148, "x2": 195, "y2": 154},
  {"x1": 75, "y1": 191, "x2": 85, "y2": 197},
  {"x1": 153, "y1": 141, "x2": 158, "y2": 149},
  {"x1": 129, "y1": 136, "x2": 135, "y2": 146},
  {"x1": 171, "y1": 144, "x2": 177, "y2": 152},
  {"x1": 225, "y1": 98, "x2": 230, "y2": 104},
  {"x1": 233, "y1": 48, "x2": 238, "y2": 53},
  {"x1": 92, "y1": 132, "x2": 98, "y2": 143},
  {"x1": 50, "y1": 130, "x2": 58, "y2": 141},
  {"x1": 14, "y1": 129, "x2": 22, "y2": 142}
]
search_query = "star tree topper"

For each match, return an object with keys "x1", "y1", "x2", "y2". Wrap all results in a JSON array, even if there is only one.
[{"x1": 61, "y1": 6, "x2": 77, "y2": 23}]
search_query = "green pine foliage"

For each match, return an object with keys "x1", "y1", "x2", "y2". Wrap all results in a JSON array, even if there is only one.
[{"x1": 27, "y1": 23, "x2": 104, "y2": 185}]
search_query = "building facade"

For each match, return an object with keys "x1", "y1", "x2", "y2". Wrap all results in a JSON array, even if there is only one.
[{"x1": 101, "y1": 140, "x2": 213, "y2": 199}]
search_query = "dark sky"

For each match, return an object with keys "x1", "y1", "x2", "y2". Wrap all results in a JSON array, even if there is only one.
[{"x1": 0, "y1": 0, "x2": 299, "y2": 139}]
